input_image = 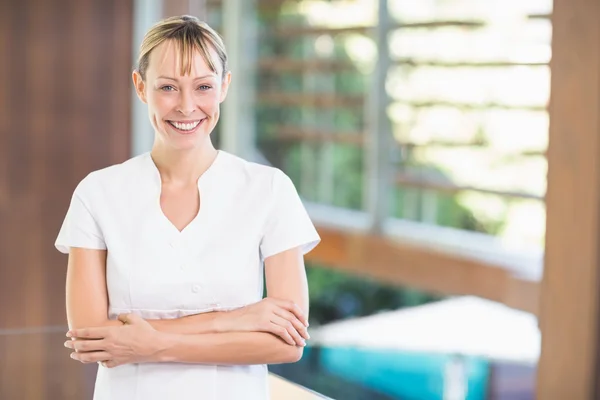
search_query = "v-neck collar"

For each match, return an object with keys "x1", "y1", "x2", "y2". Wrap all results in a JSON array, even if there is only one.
[
  {"x1": 144, "y1": 150, "x2": 226, "y2": 235},
  {"x1": 145, "y1": 150, "x2": 224, "y2": 190}
]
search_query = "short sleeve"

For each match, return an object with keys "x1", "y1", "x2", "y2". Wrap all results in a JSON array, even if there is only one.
[
  {"x1": 55, "y1": 183, "x2": 106, "y2": 254},
  {"x1": 259, "y1": 170, "x2": 321, "y2": 259}
]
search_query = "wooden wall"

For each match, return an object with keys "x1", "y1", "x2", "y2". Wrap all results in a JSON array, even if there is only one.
[
  {"x1": 536, "y1": 0, "x2": 600, "y2": 398},
  {"x1": 0, "y1": 0, "x2": 133, "y2": 398}
]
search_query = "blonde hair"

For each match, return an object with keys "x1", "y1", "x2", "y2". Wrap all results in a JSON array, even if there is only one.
[{"x1": 137, "y1": 15, "x2": 228, "y2": 80}]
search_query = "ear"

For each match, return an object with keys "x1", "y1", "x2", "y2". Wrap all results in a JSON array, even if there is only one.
[
  {"x1": 219, "y1": 71, "x2": 231, "y2": 103},
  {"x1": 132, "y1": 70, "x2": 148, "y2": 104}
]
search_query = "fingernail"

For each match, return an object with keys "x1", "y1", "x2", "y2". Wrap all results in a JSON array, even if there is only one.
[
  {"x1": 64, "y1": 341, "x2": 69, "y2": 348},
  {"x1": 70, "y1": 353, "x2": 76, "y2": 359},
  {"x1": 66, "y1": 331, "x2": 72, "y2": 338}
]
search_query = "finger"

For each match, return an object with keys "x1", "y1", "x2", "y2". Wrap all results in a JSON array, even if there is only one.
[
  {"x1": 67, "y1": 327, "x2": 112, "y2": 340},
  {"x1": 118, "y1": 314, "x2": 132, "y2": 324},
  {"x1": 273, "y1": 308, "x2": 310, "y2": 340},
  {"x1": 65, "y1": 339, "x2": 106, "y2": 352},
  {"x1": 271, "y1": 316, "x2": 305, "y2": 347},
  {"x1": 271, "y1": 299, "x2": 308, "y2": 326},
  {"x1": 118, "y1": 313, "x2": 141, "y2": 325},
  {"x1": 270, "y1": 324, "x2": 295, "y2": 346},
  {"x1": 70, "y1": 351, "x2": 111, "y2": 364},
  {"x1": 102, "y1": 360, "x2": 121, "y2": 369}
]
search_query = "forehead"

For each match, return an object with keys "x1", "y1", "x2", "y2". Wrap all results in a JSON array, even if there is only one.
[{"x1": 147, "y1": 39, "x2": 220, "y2": 78}]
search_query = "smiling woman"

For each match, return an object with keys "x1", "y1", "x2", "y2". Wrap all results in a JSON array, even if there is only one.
[
  {"x1": 133, "y1": 16, "x2": 229, "y2": 150},
  {"x1": 55, "y1": 15, "x2": 320, "y2": 400}
]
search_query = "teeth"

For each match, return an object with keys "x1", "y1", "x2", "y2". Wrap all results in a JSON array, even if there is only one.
[{"x1": 171, "y1": 120, "x2": 201, "y2": 131}]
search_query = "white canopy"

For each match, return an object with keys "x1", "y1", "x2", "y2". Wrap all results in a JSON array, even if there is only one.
[{"x1": 310, "y1": 296, "x2": 540, "y2": 364}]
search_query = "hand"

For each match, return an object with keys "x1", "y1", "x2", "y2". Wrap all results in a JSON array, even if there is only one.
[
  {"x1": 64, "y1": 314, "x2": 162, "y2": 368},
  {"x1": 221, "y1": 298, "x2": 309, "y2": 346}
]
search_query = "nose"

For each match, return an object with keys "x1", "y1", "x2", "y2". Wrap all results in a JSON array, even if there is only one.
[{"x1": 177, "y1": 90, "x2": 196, "y2": 115}]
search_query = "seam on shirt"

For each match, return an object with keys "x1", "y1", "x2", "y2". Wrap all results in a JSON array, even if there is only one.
[
  {"x1": 73, "y1": 191, "x2": 106, "y2": 244},
  {"x1": 110, "y1": 305, "x2": 247, "y2": 314},
  {"x1": 258, "y1": 169, "x2": 281, "y2": 262}
]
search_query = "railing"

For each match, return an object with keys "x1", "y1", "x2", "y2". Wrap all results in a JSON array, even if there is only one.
[{"x1": 269, "y1": 374, "x2": 333, "y2": 399}]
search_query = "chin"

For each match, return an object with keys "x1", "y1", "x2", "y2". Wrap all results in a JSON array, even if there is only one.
[
  {"x1": 160, "y1": 123, "x2": 212, "y2": 150},
  {"x1": 169, "y1": 137, "x2": 206, "y2": 151}
]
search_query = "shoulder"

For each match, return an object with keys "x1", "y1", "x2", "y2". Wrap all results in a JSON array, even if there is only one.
[
  {"x1": 220, "y1": 151, "x2": 290, "y2": 193},
  {"x1": 73, "y1": 153, "x2": 148, "y2": 200}
]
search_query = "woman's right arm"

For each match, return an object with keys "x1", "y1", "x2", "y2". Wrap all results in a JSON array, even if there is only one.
[
  {"x1": 66, "y1": 248, "x2": 122, "y2": 329},
  {"x1": 66, "y1": 248, "x2": 218, "y2": 332}
]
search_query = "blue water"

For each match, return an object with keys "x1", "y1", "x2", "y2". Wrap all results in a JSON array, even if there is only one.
[{"x1": 315, "y1": 347, "x2": 489, "y2": 400}]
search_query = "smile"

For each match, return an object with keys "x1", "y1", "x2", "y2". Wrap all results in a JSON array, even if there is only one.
[{"x1": 167, "y1": 119, "x2": 205, "y2": 133}]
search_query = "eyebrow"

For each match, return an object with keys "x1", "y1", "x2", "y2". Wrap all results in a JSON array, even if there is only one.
[{"x1": 156, "y1": 74, "x2": 217, "y2": 81}]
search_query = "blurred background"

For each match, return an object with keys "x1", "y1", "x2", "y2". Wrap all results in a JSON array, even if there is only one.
[{"x1": 1, "y1": 0, "x2": 597, "y2": 399}]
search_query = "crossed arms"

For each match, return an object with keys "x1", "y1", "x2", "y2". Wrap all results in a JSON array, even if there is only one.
[{"x1": 64, "y1": 247, "x2": 310, "y2": 368}]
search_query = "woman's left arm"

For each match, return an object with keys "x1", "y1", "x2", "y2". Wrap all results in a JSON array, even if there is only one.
[
  {"x1": 152, "y1": 246, "x2": 309, "y2": 364},
  {"x1": 66, "y1": 247, "x2": 309, "y2": 366}
]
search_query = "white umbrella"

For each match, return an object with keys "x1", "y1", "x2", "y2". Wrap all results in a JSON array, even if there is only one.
[{"x1": 310, "y1": 296, "x2": 540, "y2": 364}]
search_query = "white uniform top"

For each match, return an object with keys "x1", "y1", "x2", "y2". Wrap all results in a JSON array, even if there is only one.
[{"x1": 55, "y1": 150, "x2": 321, "y2": 400}]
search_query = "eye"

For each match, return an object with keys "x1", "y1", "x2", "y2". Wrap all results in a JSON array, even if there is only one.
[
  {"x1": 198, "y1": 85, "x2": 212, "y2": 91},
  {"x1": 160, "y1": 85, "x2": 176, "y2": 91}
]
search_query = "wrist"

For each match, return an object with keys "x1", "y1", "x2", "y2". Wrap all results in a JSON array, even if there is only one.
[
  {"x1": 152, "y1": 331, "x2": 175, "y2": 363},
  {"x1": 213, "y1": 310, "x2": 234, "y2": 333}
]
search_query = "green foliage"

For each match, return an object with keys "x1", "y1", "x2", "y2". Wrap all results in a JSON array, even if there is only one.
[{"x1": 306, "y1": 263, "x2": 443, "y2": 326}]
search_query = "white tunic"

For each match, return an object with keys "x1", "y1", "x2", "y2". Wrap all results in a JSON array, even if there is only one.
[{"x1": 55, "y1": 150, "x2": 321, "y2": 400}]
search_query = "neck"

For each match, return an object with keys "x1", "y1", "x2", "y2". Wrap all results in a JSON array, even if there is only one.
[{"x1": 150, "y1": 141, "x2": 218, "y2": 186}]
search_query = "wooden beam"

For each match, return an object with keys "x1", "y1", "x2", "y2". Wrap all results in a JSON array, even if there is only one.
[
  {"x1": 393, "y1": 58, "x2": 548, "y2": 68},
  {"x1": 258, "y1": 57, "x2": 549, "y2": 73},
  {"x1": 272, "y1": 25, "x2": 371, "y2": 37},
  {"x1": 395, "y1": 171, "x2": 544, "y2": 201},
  {"x1": 536, "y1": 0, "x2": 600, "y2": 398},
  {"x1": 306, "y1": 225, "x2": 539, "y2": 315},
  {"x1": 270, "y1": 20, "x2": 484, "y2": 38},
  {"x1": 392, "y1": 99, "x2": 546, "y2": 112},
  {"x1": 528, "y1": 13, "x2": 551, "y2": 20},
  {"x1": 400, "y1": 141, "x2": 547, "y2": 157},
  {"x1": 258, "y1": 93, "x2": 364, "y2": 109},
  {"x1": 267, "y1": 126, "x2": 365, "y2": 145},
  {"x1": 258, "y1": 57, "x2": 357, "y2": 73},
  {"x1": 391, "y1": 20, "x2": 483, "y2": 30},
  {"x1": 262, "y1": 127, "x2": 546, "y2": 158}
]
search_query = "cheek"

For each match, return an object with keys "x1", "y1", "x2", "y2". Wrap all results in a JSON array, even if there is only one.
[
  {"x1": 147, "y1": 93, "x2": 173, "y2": 117},
  {"x1": 145, "y1": 95, "x2": 170, "y2": 132},
  {"x1": 201, "y1": 93, "x2": 222, "y2": 116}
]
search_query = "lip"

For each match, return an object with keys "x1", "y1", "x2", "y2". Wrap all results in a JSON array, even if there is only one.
[{"x1": 166, "y1": 118, "x2": 206, "y2": 135}]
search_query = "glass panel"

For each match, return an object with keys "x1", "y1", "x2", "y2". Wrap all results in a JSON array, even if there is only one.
[
  {"x1": 254, "y1": 1, "x2": 373, "y2": 210},
  {"x1": 387, "y1": 1, "x2": 551, "y2": 248}
]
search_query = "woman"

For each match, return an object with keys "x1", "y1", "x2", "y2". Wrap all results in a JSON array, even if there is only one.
[{"x1": 56, "y1": 15, "x2": 320, "y2": 400}]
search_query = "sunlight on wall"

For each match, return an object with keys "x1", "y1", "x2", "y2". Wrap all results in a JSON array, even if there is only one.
[{"x1": 299, "y1": 0, "x2": 377, "y2": 27}]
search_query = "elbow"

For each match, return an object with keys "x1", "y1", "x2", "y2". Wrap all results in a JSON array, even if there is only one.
[{"x1": 280, "y1": 345, "x2": 304, "y2": 364}]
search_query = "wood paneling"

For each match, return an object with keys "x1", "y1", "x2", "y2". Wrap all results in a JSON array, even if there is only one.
[
  {"x1": 0, "y1": 330, "x2": 97, "y2": 399},
  {"x1": 0, "y1": 0, "x2": 132, "y2": 327},
  {"x1": 536, "y1": 0, "x2": 600, "y2": 398},
  {"x1": 0, "y1": 0, "x2": 132, "y2": 398},
  {"x1": 163, "y1": 0, "x2": 209, "y2": 19}
]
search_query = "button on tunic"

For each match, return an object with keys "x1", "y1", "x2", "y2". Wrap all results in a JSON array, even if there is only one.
[{"x1": 55, "y1": 150, "x2": 321, "y2": 400}]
